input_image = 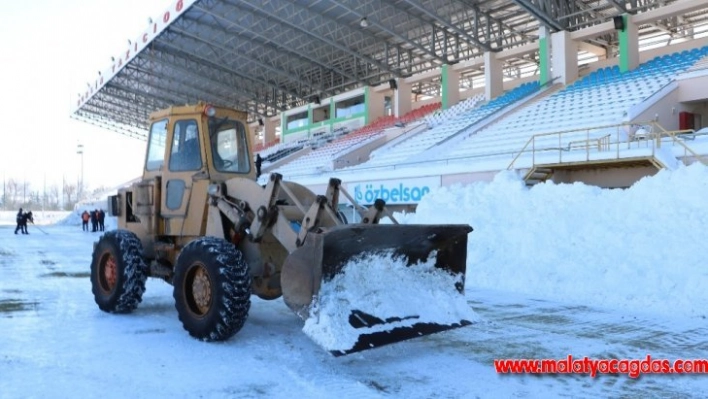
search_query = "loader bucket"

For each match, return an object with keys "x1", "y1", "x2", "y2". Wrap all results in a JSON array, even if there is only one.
[{"x1": 281, "y1": 223, "x2": 475, "y2": 356}]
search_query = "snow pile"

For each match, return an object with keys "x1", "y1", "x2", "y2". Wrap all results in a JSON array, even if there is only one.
[
  {"x1": 655, "y1": 146, "x2": 681, "y2": 170},
  {"x1": 398, "y1": 163, "x2": 708, "y2": 318},
  {"x1": 303, "y1": 252, "x2": 479, "y2": 352},
  {"x1": 55, "y1": 210, "x2": 117, "y2": 231},
  {"x1": 55, "y1": 210, "x2": 86, "y2": 226},
  {"x1": 55, "y1": 198, "x2": 117, "y2": 230}
]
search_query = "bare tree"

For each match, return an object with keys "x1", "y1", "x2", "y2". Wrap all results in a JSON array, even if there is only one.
[
  {"x1": 89, "y1": 185, "x2": 111, "y2": 200},
  {"x1": 63, "y1": 178, "x2": 77, "y2": 210},
  {"x1": 48, "y1": 185, "x2": 60, "y2": 210},
  {"x1": 6, "y1": 179, "x2": 19, "y2": 207},
  {"x1": 22, "y1": 181, "x2": 30, "y2": 204},
  {"x1": 27, "y1": 190, "x2": 41, "y2": 209}
]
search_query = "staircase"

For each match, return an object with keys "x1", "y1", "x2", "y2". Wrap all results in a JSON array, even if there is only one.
[
  {"x1": 509, "y1": 121, "x2": 708, "y2": 187},
  {"x1": 523, "y1": 166, "x2": 554, "y2": 187},
  {"x1": 648, "y1": 157, "x2": 666, "y2": 170},
  {"x1": 522, "y1": 158, "x2": 670, "y2": 187}
]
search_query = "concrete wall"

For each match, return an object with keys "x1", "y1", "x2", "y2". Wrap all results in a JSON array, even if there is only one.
[
  {"x1": 639, "y1": 36, "x2": 708, "y2": 64},
  {"x1": 552, "y1": 166, "x2": 658, "y2": 188},
  {"x1": 678, "y1": 74, "x2": 708, "y2": 103},
  {"x1": 441, "y1": 170, "x2": 501, "y2": 186},
  {"x1": 631, "y1": 85, "x2": 683, "y2": 130},
  {"x1": 459, "y1": 87, "x2": 485, "y2": 101},
  {"x1": 629, "y1": 84, "x2": 708, "y2": 132}
]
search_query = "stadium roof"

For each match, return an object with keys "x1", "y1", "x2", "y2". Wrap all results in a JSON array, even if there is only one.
[{"x1": 71, "y1": 0, "x2": 708, "y2": 140}]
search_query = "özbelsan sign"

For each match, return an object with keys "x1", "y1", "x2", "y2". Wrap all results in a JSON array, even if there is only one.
[{"x1": 349, "y1": 176, "x2": 440, "y2": 205}]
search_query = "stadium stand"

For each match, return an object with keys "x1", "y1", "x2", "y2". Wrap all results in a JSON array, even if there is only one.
[
  {"x1": 422, "y1": 47, "x2": 708, "y2": 163},
  {"x1": 73, "y1": 0, "x2": 708, "y2": 192},
  {"x1": 265, "y1": 104, "x2": 442, "y2": 178},
  {"x1": 346, "y1": 81, "x2": 541, "y2": 168}
]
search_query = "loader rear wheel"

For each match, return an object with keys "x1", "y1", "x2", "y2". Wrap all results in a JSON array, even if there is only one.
[
  {"x1": 90, "y1": 230, "x2": 148, "y2": 313},
  {"x1": 173, "y1": 237, "x2": 252, "y2": 341}
]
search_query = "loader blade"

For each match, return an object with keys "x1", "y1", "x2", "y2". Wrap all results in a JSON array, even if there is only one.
[
  {"x1": 331, "y1": 310, "x2": 474, "y2": 357},
  {"x1": 281, "y1": 223, "x2": 475, "y2": 355},
  {"x1": 319, "y1": 224, "x2": 472, "y2": 281}
]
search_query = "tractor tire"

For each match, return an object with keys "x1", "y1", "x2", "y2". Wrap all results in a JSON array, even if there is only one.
[
  {"x1": 173, "y1": 237, "x2": 252, "y2": 341},
  {"x1": 90, "y1": 230, "x2": 148, "y2": 313}
]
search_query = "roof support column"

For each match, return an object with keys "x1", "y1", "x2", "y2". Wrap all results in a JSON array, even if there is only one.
[
  {"x1": 619, "y1": 14, "x2": 639, "y2": 72},
  {"x1": 264, "y1": 118, "x2": 278, "y2": 145},
  {"x1": 484, "y1": 51, "x2": 503, "y2": 101},
  {"x1": 551, "y1": 30, "x2": 578, "y2": 85},
  {"x1": 394, "y1": 78, "x2": 412, "y2": 118},
  {"x1": 367, "y1": 86, "x2": 386, "y2": 124},
  {"x1": 538, "y1": 26, "x2": 551, "y2": 86},
  {"x1": 441, "y1": 64, "x2": 460, "y2": 110},
  {"x1": 280, "y1": 112, "x2": 288, "y2": 143}
]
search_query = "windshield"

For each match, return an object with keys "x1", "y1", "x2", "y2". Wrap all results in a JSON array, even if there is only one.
[
  {"x1": 209, "y1": 118, "x2": 251, "y2": 174},
  {"x1": 145, "y1": 119, "x2": 168, "y2": 171}
]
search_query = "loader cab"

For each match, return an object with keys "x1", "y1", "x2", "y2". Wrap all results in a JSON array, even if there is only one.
[
  {"x1": 136, "y1": 103, "x2": 255, "y2": 237},
  {"x1": 143, "y1": 103, "x2": 254, "y2": 180}
]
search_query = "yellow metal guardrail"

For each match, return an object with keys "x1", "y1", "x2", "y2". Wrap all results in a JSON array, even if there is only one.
[{"x1": 507, "y1": 121, "x2": 708, "y2": 170}]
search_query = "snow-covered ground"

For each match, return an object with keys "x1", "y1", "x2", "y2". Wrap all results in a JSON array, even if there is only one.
[{"x1": 1, "y1": 164, "x2": 707, "y2": 398}]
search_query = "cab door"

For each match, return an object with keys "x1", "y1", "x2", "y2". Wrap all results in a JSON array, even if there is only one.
[{"x1": 161, "y1": 118, "x2": 209, "y2": 236}]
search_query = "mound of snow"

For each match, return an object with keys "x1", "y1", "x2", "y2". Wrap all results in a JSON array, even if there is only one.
[
  {"x1": 396, "y1": 163, "x2": 708, "y2": 319},
  {"x1": 55, "y1": 198, "x2": 118, "y2": 230}
]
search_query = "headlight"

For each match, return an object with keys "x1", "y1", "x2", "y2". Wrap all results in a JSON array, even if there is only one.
[
  {"x1": 204, "y1": 105, "x2": 217, "y2": 117},
  {"x1": 207, "y1": 183, "x2": 220, "y2": 196}
]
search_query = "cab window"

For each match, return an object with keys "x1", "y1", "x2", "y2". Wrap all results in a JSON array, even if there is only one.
[
  {"x1": 210, "y1": 119, "x2": 251, "y2": 174},
  {"x1": 169, "y1": 120, "x2": 202, "y2": 171},
  {"x1": 145, "y1": 119, "x2": 168, "y2": 171}
]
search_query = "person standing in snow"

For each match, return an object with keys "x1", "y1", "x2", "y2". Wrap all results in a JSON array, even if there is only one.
[
  {"x1": 255, "y1": 153, "x2": 263, "y2": 178},
  {"x1": 14, "y1": 208, "x2": 23, "y2": 235},
  {"x1": 81, "y1": 210, "x2": 90, "y2": 231},
  {"x1": 97, "y1": 209, "x2": 105, "y2": 232},
  {"x1": 20, "y1": 211, "x2": 33, "y2": 234},
  {"x1": 90, "y1": 210, "x2": 98, "y2": 232}
]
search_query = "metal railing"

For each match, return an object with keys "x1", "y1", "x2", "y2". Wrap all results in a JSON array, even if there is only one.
[
  {"x1": 647, "y1": 125, "x2": 708, "y2": 166},
  {"x1": 277, "y1": 122, "x2": 708, "y2": 181},
  {"x1": 507, "y1": 121, "x2": 707, "y2": 170}
]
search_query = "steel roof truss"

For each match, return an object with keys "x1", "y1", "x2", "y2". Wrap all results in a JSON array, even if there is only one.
[{"x1": 227, "y1": 0, "x2": 401, "y2": 80}]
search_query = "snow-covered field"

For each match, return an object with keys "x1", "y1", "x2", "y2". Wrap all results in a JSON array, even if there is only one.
[{"x1": 1, "y1": 164, "x2": 707, "y2": 398}]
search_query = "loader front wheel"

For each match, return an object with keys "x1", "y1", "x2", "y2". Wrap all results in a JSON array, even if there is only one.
[
  {"x1": 90, "y1": 230, "x2": 148, "y2": 313},
  {"x1": 173, "y1": 237, "x2": 252, "y2": 341}
]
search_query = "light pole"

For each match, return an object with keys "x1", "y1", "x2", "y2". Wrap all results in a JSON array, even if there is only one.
[{"x1": 77, "y1": 143, "x2": 84, "y2": 200}]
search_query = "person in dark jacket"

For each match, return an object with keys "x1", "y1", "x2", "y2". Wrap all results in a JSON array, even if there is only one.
[
  {"x1": 14, "y1": 208, "x2": 23, "y2": 234},
  {"x1": 90, "y1": 210, "x2": 98, "y2": 232},
  {"x1": 255, "y1": 154, "x2": 263, "y2": 178},
  {"x1": 20, "y1": 211, "x2": 32, "y2": 234},
  {"x1": 98, "y1": 209, "x2": 105, "y2": 232}
]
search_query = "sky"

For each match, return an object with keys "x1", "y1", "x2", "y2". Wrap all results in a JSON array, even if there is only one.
[
  {"x1": 1, "y1": 164, "x2": 707, "y2": 398},
  {"x1": 0, "y1": 1, "x2": 171, "y2": 191}
]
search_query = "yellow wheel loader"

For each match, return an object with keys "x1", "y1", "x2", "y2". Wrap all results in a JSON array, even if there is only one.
[{"x1": 90, "y1": 102, "x2": 473, "y2": 355}]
